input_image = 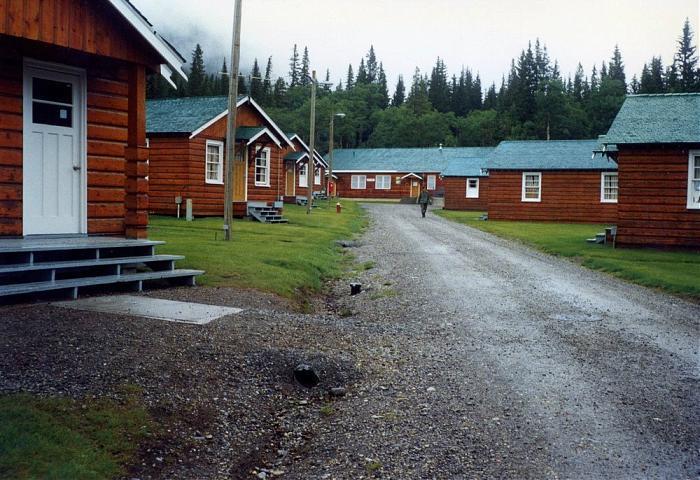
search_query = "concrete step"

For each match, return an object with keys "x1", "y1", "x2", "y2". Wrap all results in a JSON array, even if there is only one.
[
  {"x1": 0, "y1": 269, "x2": 204, "y2": 299},
  {"x1": 0, "y1": 254, "x2": 184, "y2": 275}
]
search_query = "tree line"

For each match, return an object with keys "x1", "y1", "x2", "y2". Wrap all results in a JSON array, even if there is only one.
[{"x1": 147, "y1": 19, "x2": 699, "y2": 152}]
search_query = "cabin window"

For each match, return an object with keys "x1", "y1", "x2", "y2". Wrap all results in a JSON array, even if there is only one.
[
  {"x1": 351, "y1": 175, "x2": 367, "y2": 189},
  {"x1": 375, "y1": 175, "x2": 391, "y2": 190},
  {"x1": 521, "y1": 172, "x2": 541, "y2": 202},
  {"x1": 205, "y1": 140, "x2": 224, "y2": 184},
  {"x1": 601, "y1": 172, "x2": 618, "y2": 203},
  {"x1": 314, "y1": 167, "x2": 322, "y2": 185},
  {"x1": 299, "y1": 163, "x2": 308, "y2": 187},
  {"x1": 466, "y1": 178, "x2": 479, "y2": 198},
  {"x1": 427, "y1": 175, "x2": 436, "y2": 190},
  {"x1": 689, "y1": 151, "x2": 700, "y2": 209},
  {"x1": 255, "y1": 147, "x2": 270, "y2": 187}
]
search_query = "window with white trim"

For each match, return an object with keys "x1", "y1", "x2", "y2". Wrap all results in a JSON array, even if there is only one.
[
  {"x1": 205, "y1": 140, "x2": 224, "y2": 184},
  {"x1": 689, "y1": 151, "x2": 700, "y2": 209},
  {"x1": 254, "y1": 147, "x2": 270, "y2": 186},
  {"x1": 427, "y1": 174, "x2": 436, "y2": 190},
  {"x1": 521, "y1": 172, "x2": 541, "y2": 202},
  {"x1": 466, "y1": 178, "x2": 479, "y2": 198},
  {"x1": 351, "y1": 175, "x2": 367, "y2": 189},
  {"x1": 299, "y1": 163, "x2": 307, "y2": 187},
  {"x1": 375, "y1": 175, "x2": 391, "y2": 190},
  {"x1": 314, "y1": 167, "x2": 322, "y2": 185},
  {"x1": 601, "y1": 172, "x2": 618, "y2": 203}
]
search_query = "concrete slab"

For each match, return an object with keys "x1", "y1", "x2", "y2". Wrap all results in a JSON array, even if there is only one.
[{"x1": 53, "y1": 295, "x2": 242, "y2": 325}]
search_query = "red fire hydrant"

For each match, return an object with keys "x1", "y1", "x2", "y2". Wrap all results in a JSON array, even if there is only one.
[{"x1": 336, "y1": 202, "x2": 342, "y2": 214}]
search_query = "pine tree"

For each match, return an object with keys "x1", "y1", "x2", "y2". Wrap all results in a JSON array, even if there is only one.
[
  {"x1": 572, "y1": 63, "x2": 585, "y2": 101},
  {"x1": 346, "y1": 64, "x2": 354, "y2": 89},
  {"x1": 665, "y1": 64, "x2": 680, "y2": 92},
  {"x1": 640, "y1": 57, "x2": 665, "y2": 93},
  {"x1": 630, "y1": 75, "x2": 640, "y2": 94},
  {"x1": 471, "y1": 73, "x2": 483, "y2": 110},
  {"x1": 377, "y1": 62, "x2": 389, "y2": 108},
  {"x1": 483, "y1": 83, "x2": 497, "y2": 109},
  {"x1": 289, "y1": 44, "x2": 300, "y2": 87},
  {"x1": 608, "y1": 45, "x2": 626, "y2": 90},
  {"x1": 250, "y1": 58, "x2": 263, "y2": 100},
  {"x1": 366, "y1": 45, "x2": 378, "y2": 83},
  {"x1": 405, "y1": 67, "x2": 432, "y2": 115},
  {"x1": 188, "y1": 44, "x2": 207, "y2": 96},
  {"x1": 356, "y1": 58, "x2": 368, "y2": 84},
  {"x1": 272, "y1": 77, "x2": 287, "y2": 106},
  {"x1": 219, "y1": 58, "x2": 229, "y2": 95},
  {"x1": 262, "y1": 57, "x2": 273, "y2": 104},
  {"x1": 428, "y1": 57, "x2": 450, "y2": 112},
  {"x1": 590, "y1": 65, "x2": 599, "y2": 91},
  {"x1": 392, "y1": 75, "x2": 405, "y2": 106},
  {"x1": 238, "y1": 74, "x2": 248, "y2": 95},
  {"x1": 300, "y1": 46, "x2": 310, "y2": 86},
  {"x1": 674, "y1": 18, "x2": 698, "y2": 91}
]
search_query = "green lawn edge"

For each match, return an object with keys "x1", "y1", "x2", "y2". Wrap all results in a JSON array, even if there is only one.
[{"x1": 434, "y1": 209, "x2": 700, "y2": 300}]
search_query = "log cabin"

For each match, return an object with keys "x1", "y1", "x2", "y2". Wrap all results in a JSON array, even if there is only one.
[
  {"x1": 146, "y1": 95, "x2": 294, "y2": 218},
  {"x1": 282, "y1": 133, "x2": 327, "y2": 204},
  {"x1": 329, "y1": 147, "x2": 494, "y2": 200},
  {"x1": 486, "y1": 140, "x2": 618, "y2": 223},
  {"x1": 0, "y1": 0, "x2": 203, "y2": 300},
  {"x1": 600, "y1": 93, "x2": 700, "y2": 249},
  {"x1": 440, "y1": 153, "x2": 494, "y2": 211}
]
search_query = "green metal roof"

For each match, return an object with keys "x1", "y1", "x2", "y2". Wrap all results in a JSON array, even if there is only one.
[
  {"x1": 146, "y1": 95, "x2": 244, "y2": 134},
  {"x1": 329, "y1": 147, "x2": 495, "y2": 173},
  {"x1": 487, "y1": 140, "x2": 616, "y2": 171},
  {"x1": 441, "y1": 157, "x2": 490, "y2": 177},
  {"x1": 284, "y1": 151, "x2": 308, "y2": 161},
  {"x1": 603, "y1": 93, "x2": 700, "y2": 145}
]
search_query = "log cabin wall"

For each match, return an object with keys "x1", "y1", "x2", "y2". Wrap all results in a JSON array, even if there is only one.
[
  {"x1": 335, "y1": 172, "x2": 442, "y2": 199},
  {"x1": 0, "y1": 41, "x2": 140, "y2": 237},
  {"x1": 615, "y1": 144, "x2": 700, "y2": 248},
  {"x1": 487, "y1": 170, "x2": 618, "y2": 223},
  {"x1": 443, "y1": 177, "x2": 489, "y2": 211}
]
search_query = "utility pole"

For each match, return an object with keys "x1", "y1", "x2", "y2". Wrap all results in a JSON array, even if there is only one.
[
  {"x1": 223, "y1": 0, "x2": 243, "y2": 241},
  {"x1": 327, "y1": 112, "x2": 345, "y2": 207},
  {"x1": 306, "y1": 70, "x2": 317, "y2": 215}
]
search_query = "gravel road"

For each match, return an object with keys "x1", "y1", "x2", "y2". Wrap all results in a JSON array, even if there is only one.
[{"x1": 0, "y1": 204, "x2": 698, "y2": 479}]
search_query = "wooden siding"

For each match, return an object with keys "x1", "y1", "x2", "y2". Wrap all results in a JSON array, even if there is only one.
[
  {"x1": 615, "y1": 145, "x2": 700, "y2": 248},
  {"x1": 443, "y1": 177, "x2": 489, "y2": 211},
  {"x1": 487, "y1": 170, "x2": 618, "y2": 223},
  {"x1": 0, "y1": 0, "x2": 161, "y2": 67},
  {"x1": 0, "y1": 46, "x2": 135, "y2": 237},
  {"x1": 148, "y1": 104, "x2": 286, "y2": 216},
  {"x1": 335, "y1": 172, "x2": 443, "y2": 199}
]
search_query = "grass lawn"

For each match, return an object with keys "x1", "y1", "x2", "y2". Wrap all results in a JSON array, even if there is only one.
[
  {"x1": 0, "y1": 389, "x2": 152, "y2": 480},
  {"x1": 149, "y1": 201, "x2": 367, "y2": 299},
  {"x1": 435, "y1": 210, "x2": 700, "y2": 299}
]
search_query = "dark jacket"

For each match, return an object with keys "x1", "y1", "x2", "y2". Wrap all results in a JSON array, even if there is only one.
[{"x1": 418, "y1": 190, "x2": 432, "y2": 205}]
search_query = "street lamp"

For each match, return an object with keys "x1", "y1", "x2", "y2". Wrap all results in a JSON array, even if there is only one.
[
  {"x1": 304, "y1": 72, "x2": 334, "y2": 214},
  {"x1": 328, "y1": 112, "x2": 345, "y2": 205}
]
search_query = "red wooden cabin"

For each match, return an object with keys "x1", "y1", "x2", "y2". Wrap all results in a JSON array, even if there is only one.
[
  {"x1": 600, "y1": 93, "x2": 700, "y2": 248},
  {"x1": 146, "y1": 95, "x2": 293, "y2": 218},
  {"x1": 486, "y1": 140, "x2": 618, "y2": 223},
  {"x1": 282, "y1": 133, "x2": 327, "y2": 204},
  {"x1": 0, "y1": 0, "x2": 186, "y2": 239},
  {"x1": 440, "y1": 154, "x2": 494, "y2": 211}
]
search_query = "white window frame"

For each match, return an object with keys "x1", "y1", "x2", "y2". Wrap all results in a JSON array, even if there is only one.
[
  {"x1": 254, "y1": 146, "x2": 270, "y2": 187},
  {"x1": 351, "y1": 174, "x2": 367, "y2": 190},
  {"x1": 375, "y1": 175, "x2": 391, "y2": 190},
  {"x1": 298, "y1": 163, "x2": 307, "y2": 187},
  {"x1": 466, "y1": 178, "x2": 479, "y2": 198},
  {"x1": 521, "y1": 172, "x2": 542, "y2": 202},
  {"x1": 688, "y1": 150, "x2": 700, "y2": 210},
  {"x1": 205, "y1": 139, "x2": 224, "y2": 185},
  {"x1": 427, "y1": 174, "x2": 436, "y2": 190},
  {"x1": 600, "y1": 172, "x2": 618, "y2": 203},
  {"x1": 314, "y1": 166, "x2": 322, "y2": 185}
]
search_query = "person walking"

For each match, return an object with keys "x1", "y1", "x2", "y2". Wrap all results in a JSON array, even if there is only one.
[{"x1": 418, "y1": 188, "x2": 432, "y2": 218}]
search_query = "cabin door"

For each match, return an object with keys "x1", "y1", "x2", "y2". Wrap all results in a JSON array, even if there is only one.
[
  {"x1": 232, "y1": 148, "x2": 247, "y2": 202},
  {"x1": 410, "y1": 180, "x2": 420, "y2": 197},
  {"x1": 23, "y1": 61, "x2": 86, "y2": 236},
  {"x1": 285, "y1": 162, "x2": 295, "y2": 196}
]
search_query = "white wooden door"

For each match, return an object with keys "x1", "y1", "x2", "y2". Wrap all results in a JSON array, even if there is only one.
[{"x1": 23, "y1": 61, "x2": 86, "y2": 236}]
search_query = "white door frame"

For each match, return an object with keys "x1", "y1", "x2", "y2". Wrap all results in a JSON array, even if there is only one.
[{"x1": 22, "y1": 58, "x2": 87, "y2": 236}]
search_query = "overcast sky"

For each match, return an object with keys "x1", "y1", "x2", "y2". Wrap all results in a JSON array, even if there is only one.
[{"x1": 134, "y1": 0, "x2": 699, "y2": 92}]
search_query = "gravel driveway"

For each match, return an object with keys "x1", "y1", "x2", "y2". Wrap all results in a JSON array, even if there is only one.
[{"x1": 0, "y1": 204, "x2": 698, "y2": 479}]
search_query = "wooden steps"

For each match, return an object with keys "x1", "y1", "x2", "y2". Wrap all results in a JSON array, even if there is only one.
[
  {"x1": 0, "y1": 238, "x2": 203, "y2": 302},
  {"x1": 249, "y1": 206, "x2": 289, "y2": 224}
]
